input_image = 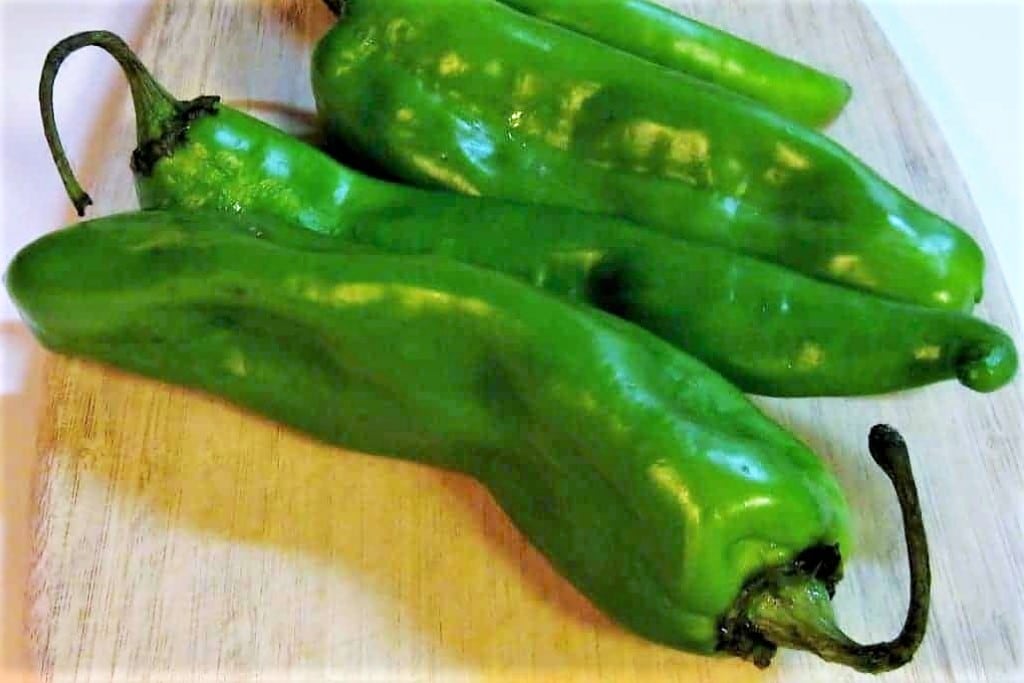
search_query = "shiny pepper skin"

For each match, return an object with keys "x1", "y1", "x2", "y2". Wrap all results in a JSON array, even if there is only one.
[
  {"x1": 311, "y1": 0, "x2": 986, "y2": 312},
  {"x1": 494, "y1": 0, "x2": 853, "y2": 128},
  {"x1": 5, "y1": 210, "x2": 852, "y2": 658},
  {"x1": 39, "y1": 32, "x2": 1018, "y2": 397},
  {"x1": 136, "y1": 109, "x2": 1019, "y2": 396},
  {"x1": 121, "y1": 105, "x2": 1024, "y2": 396}
]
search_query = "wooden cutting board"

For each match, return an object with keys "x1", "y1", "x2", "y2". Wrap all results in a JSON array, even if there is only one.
[{"x1": 12, "y1": 1, "x2": 1024, "y2": 681}]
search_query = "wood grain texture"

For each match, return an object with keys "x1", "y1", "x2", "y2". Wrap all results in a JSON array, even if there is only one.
[{"x1": 18, "y1": 1, "x2": 1024, "y2": 681}]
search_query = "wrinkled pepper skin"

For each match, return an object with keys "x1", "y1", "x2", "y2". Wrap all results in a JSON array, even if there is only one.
[
  {"x1": 495, "y1": 0, "x2": 852, "y2": 127},
  {"x1": 136, "y1": 109, "x2": 1017, "y2": 396},
  {"x1": 39, "y1": 33, "x2": 1018, "y2": 396},
  {"x1": 311, "y1": 0, "x2": 985, "y2": 312},
  {"x1": 6, "y1": 210, "x2": 851, "y2": 657},
  {"x1": 344, "y1": 202, "x2": 1017, "y2": 396}
]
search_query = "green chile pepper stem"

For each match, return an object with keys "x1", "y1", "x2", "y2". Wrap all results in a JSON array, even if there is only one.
[
  {"x1": 40, "y1": 30, "x2": 218, "y2": 216},
  {"x1": 721, "y1": 425, "x2": 930, "y2": 671}
]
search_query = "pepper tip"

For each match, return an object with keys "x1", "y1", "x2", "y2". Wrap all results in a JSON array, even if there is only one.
[
  {"x1": 72, "y1": 193, "x2": 94, "y2": 218},
  {"x1": 955, "y1": 336, "x2": 1018, "y2": 393}
]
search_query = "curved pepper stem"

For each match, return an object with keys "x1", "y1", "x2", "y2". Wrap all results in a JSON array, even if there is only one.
[
  {"x1": 39, "y1": 30, "x2": 219, "y2": 216},
  {"x1": 720, "y1": 425, "x2": 930, "y2": 672}
]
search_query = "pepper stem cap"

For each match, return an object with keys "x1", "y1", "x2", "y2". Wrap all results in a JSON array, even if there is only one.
[
  {"x1": 39, "y1": 30, "x2": 218, "y2": 216},
  {"x1": 719, "y1": 425, "x2": 931, "y2": 673}
]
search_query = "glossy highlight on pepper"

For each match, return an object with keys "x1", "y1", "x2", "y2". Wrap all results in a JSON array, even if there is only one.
[
  {"x1": 493, "y1": 0, "x2": 852, "y2": 127},
  {"x1": 4, "y1": 210, "x2": 931, "y2": 671},
  {"x1": 311, "y1": 0, "x2": 985, "y2": 312},
  {"x1": 38, "y1": 31, "x2": 1019, "y2": 397}
]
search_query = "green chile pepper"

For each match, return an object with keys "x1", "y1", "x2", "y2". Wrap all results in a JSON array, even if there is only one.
[
  {"x1": 491, "y1": 0, "x2": 852, "y2": 127},
  {"x1": 40, "y1": 32, "x2": 1018, "y2": 396},
  {"x1": 6, "y1": 210, "x2": 930, "y2": 671},
  {"x1": 310, "y1": 0, "x2": 985, "y2": 312}
]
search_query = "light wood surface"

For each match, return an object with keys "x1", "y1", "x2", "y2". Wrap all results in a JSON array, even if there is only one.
[{"x1": 10, "y1": 1, "x2": 1023, "y2": 681}]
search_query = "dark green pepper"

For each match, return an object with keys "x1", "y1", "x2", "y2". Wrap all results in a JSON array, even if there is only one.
[
  {"x1": 40, "y1": 32, "x2": 1018, "y2": 396},
  {"x1": 491, "y1": 0, "x2": 852, "y2": 127},
  {"x1": 5, "y1": 210, "x2": 930, "y2": 671},
  {"x1": 310, "y1": 0, "x2": 985, "y2": 312}
]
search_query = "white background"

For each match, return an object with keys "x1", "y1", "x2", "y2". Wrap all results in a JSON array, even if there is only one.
[
  {"x1": 866, "y1": 0, "x2": 1023, "y2": 320},
  {"x1": 1, "y1": 0, "x2": 1022, "y2": 384}
]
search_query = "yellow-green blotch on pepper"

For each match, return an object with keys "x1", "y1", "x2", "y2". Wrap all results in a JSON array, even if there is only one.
[
  {"x1": 310, "y1": 0, "x2": 986, "y2": 312},
  {"x1": 39, "y1": 32, "x2": 1018, "y2": 397},
  {"x1": 493, "y1": 0, "x2": 853, "y2": 128},
  {"x1": 5, "y1": 210, "x2": 929, "y2": 672}
]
